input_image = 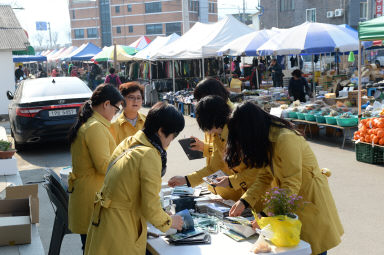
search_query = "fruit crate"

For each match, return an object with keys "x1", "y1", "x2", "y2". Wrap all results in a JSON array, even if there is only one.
[
  {"x1": 288, "y1": 111, "x2": 298, "y2": 119},
  {"x1": 304, "y1": 113, "x2": 316, "y2": 122},
  {"x1": 315, "y1": 114, "x2": 326, "y2": 123},
  {"x1": 335, "y1": 116, "x2": 358, "y2": 127},
  {"x1": 355, "y1": 142, "x2": 384, "y2": 164}
]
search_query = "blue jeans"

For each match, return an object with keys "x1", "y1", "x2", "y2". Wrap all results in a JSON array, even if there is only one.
[{"x1": 318, "y1": 252, "x2": 327, "y2": 255}]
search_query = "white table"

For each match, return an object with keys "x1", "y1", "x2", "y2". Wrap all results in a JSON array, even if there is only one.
[
  {"x1": 147, "y1": 225, "x2": 312, "y2": 255},
  {"x1": 0, "y1": 172, "x2": 45, "y2": 254}
]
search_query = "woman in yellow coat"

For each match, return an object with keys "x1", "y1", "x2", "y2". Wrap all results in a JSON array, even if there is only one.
[
  {"x1": 85, "y1": 102, "x2": 185, "y2": 255},
  {"x1": 110, "y1": 82, "x2": 146, "y2": 145},
  {"x1": 168, "y1": 96, "x2": 258, "y2": 201},
  {"x1": 68, "y1": 84, "x2": 124, "y2": 251},
  {"x1": 189, "y1": 78, "x2": 233, "y2": 160},
  {"x1": 217, "y1": 101, "x2": 343, "y2": 255}
]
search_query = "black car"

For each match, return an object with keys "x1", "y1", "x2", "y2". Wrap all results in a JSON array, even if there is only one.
[{"x1": 6, "y1": 77, "x2": 92, "y2": 150}]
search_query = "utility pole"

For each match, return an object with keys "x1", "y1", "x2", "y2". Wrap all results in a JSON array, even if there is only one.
[
  {"x1": 243, "y1": 0, "x2": 246, "y2": 23},
  {"x1": 48, "y1": 22, "x2": 52, "y2": 48}
]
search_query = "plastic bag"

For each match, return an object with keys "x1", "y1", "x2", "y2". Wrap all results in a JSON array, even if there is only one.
[
  {"x1": 257, "y1": 215, "x2": 302, "y2": 247},
  {"x1": 251, "y1": 234, "x2": 271, "y2": 254}
]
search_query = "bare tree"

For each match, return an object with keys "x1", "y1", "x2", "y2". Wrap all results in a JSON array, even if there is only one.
[
  {"x1": 33, "y1": 33, "x2": 45, "y2": 48},
  {"x1": 51, "y1": 31, "x2": 59, "y2": 48}
]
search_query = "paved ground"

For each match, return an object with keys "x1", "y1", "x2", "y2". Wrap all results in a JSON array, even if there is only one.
[{"x1": 1, "y1": 108, "x2": 384, "y2": 255}]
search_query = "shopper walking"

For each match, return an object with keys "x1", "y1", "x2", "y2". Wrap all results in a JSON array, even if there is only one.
[
  {"x1": 105, "y1": 67, "x2": 122, "y2": 89},
  {"x1": 269, "y1": 59, "x2": 283, "y2": 87}
]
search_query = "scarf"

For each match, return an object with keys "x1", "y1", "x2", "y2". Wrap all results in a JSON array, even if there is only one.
[{"x1": 143, "y1": 129, "x2": 167, "y2": 177}]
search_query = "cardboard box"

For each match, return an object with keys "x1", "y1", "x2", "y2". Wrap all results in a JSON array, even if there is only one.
[
  {"x1": 0, "y1": 198, "x2": 32, "y2": 246},
  {"x1": 0, "y1": 157, "x2": 18, "y2": 175},
  {"x1": 6, "y1": 184, "x2": 39, "y2": 223}
]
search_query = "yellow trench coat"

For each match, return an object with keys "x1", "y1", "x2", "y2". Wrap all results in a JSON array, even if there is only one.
[
  {"x1": 238, "y1": 126, "x2": 344, "y2": 255},
  {"x1": 85, "y1": 131, "x2": 172, "y2": 255},
  {"x1": 68, "y1": 111, "x2": 116, "y2": 234},
  {"x1": 109, "y1": 112, "x2": 146, "y2": 145},
  {"x1": 187, "y1": 125, "x2": 258, "y2": 201}
]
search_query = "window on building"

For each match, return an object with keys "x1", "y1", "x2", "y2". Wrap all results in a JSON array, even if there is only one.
[
  {"x1": 116, "y1": 26, "x2": 121, "y2": 34},
  {"x1": 74, "y1": 29, "x2": 84, "y2": 39},
  {"x1": 306, "y1": 8, "x2": 316, "y2": 22},
  {"x1": 145, "y1": 2, "x2": 162, "y2": 13},
  {"x1": 129, "y1": 26, "x2": 133, "y2": 33},
  {"x1": 87, "y1": 28, "x2": 98, "y2": 38},
  {"x1": 209, "y1": 3, "x2": 215, "y2": 13},
  {"x1": 127, "y1": 4, "x2": 132, "y2": 12},
  {"x1": 146, "y1": 24, "x2": 163, "y2": 35},
  {"x1": 360, "y1": 2, "x2": 368, "y2": 20},
  {"x1": 115, "y1": 6, "x2": 120, "y2": 13},
  {"x1": 280, "y1": 0, "x2": 294, "y2": 12},
  {"x1": 166, "y1": 22, "x2": 181, "y2": 36},
  {"x1": 72, "y1": 10, "x2": 75, "y2": 19}
]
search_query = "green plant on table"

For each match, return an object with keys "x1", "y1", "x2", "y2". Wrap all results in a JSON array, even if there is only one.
[
  {"x1": 0, "y1": 140, "x2": 12, "y2": 151},
  {"x1": 263, "y1": 187, "x2": 304, "y2": 218}
]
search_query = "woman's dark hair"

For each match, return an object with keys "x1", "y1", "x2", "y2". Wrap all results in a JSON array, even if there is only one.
[
  {"x1": 225, "y1": 101, "x2": 300, "y2": 169},
  {"x1": 193, "y1": 78, "x2": 229, "y2": 102},
  {"x1": 291, "y1": 69, "x2": 302, "y2": 78},
  {"x1": 144, "y1": 102, "x2": 185, "y2": 137},
  {"x1": 109, "y1": 67, "x2": 115, "y2": 74},
  {"x1": 119, "y1": 81, "x2": 144, "y2": 98},
  {"x1": 69, "y1": 84, "x2": 124, "y2": 143},
  {"x1": 195, "y1": 95, "x2": 230, "y2": 131}
]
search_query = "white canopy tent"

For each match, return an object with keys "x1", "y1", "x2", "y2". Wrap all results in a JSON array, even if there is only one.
[
  {"x1": 152, "y1": 15, "x2": 254, "y2": 60},
  {"x1": 134, "y1": 33, "x2": 180, "y2": 60}
]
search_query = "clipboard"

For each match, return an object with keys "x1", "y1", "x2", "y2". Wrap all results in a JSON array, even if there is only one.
[{"x1": 178, "y1": 138, "x2": 204, "y2": 160}]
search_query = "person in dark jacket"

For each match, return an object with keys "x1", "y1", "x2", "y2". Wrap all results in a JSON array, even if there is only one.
[
  {"x1": 269, "y1": 59, "x2": 283, "y2": 87},
  {"x1": 288, "y1": 69, "x2": 310, "y2": 102}
]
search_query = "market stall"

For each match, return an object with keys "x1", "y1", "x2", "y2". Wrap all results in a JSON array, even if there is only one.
[{"x1": 145, "y1": 184, "x2": 312, "y2": 255}]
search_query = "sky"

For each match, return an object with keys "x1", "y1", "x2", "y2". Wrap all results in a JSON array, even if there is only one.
[{"x1": 0, "y1": 0, "x2": 259, "y2": 47}]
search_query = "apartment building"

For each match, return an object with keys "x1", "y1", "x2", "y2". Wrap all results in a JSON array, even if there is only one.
[
  {"x1": 69, "y1": 0, "x2": 218, "y2": 47},
  {"x1": 259, "y1": 0, "x2": 374, "y2": 30}
]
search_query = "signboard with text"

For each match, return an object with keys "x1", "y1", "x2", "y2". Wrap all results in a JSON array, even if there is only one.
[
  {"x1": 377, "y1": 0, "x2": 383, "y2": 17},
  {"x1": 35, "y1": 21, "x2": 47, "y2": 31}
]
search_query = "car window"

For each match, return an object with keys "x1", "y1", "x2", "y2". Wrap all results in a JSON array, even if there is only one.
[{"x1": 21, "y1": 77, "x2": 91, "y2": 99}]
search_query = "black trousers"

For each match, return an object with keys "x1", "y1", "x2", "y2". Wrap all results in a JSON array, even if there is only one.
[{"x1": 80, "y1": 234, "x2": 87, "y2": 253}]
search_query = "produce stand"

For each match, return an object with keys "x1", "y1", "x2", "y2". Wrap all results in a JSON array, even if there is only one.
[
  {"x1": 354, "y1": 141, "x2": 384, "y2": 164},
  {"x1": 291, "y1": 119, "x2": 356, "y2": 149}
]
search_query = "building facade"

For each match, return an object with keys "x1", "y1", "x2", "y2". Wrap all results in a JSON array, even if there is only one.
[
  {"x1": 69, "y1": 0, "x2": 218, "y2": 47},
  {"x1": 259, "y1": 0, "x2": 375, "y2": 30}
]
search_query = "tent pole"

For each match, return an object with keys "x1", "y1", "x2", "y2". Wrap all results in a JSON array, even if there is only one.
[
  {"x1": 113, "y1": 43, "x2": 117, "y2": 69},
  {"x1": 311, "y1": 55, "x2": 315, "y2": 101},
  {"x1": 202, "y1": 57, "x2": 205, "y2": 79},
  {"x1": 358, "y1": 41, "x2": 362, "y2": 122},
  {"x1": 221, "y1": 56, "x2": 225, "y2": 84},
  {"x1": 172, "y1": 60, "x2": 176, "y2": 92}
]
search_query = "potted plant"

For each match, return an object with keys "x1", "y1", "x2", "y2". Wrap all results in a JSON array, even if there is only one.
[
  {"x1": 255, "y1": 187, "x2": 304, "y2": 247},
  {"x1": 263, "y1": 187, "x2": 303, "y2": 219},
  {"x1": 0, "y1": 140, "x2": 16, "y2": 159}
]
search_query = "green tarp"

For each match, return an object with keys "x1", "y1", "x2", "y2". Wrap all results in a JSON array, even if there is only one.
[
  {"x1": 12, "y1": 46, "x2": 35, "y2": 55},
  {"x1": 359, "y1": 16, "x2": 384, "y2": 41}
]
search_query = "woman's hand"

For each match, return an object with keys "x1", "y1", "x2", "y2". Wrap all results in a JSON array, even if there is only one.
[
  {"x1": 214, "y1": 176, "x2": 230, "y2": 188},
  {"x1": 190, "y1": 136, "x2": 204, "y2": 152},
  {"x1": 251, "y1": 220, "x2": 260, "y2": 230},
  {"x1": 168, "y1": 176, "x2": 187, "y2": 187},
  {"x1": 170, "y1": 215, "x2": 184, "y2": 231},
  {"x1": 229, "y1": 200, "x2": 245, "y2": 217}
]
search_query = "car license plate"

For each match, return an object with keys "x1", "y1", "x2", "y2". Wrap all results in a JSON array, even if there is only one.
[{"x1": 48, "y1": 109, "x2": 77, "y2": 117}]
